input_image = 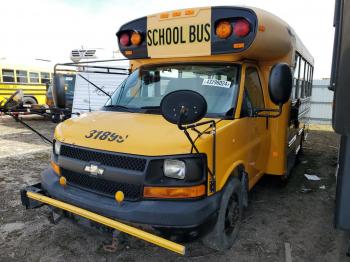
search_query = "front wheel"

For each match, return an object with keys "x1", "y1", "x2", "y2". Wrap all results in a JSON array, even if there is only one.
[{"x1": 201, "y1": 177, "x2": 243, "y2": 251}]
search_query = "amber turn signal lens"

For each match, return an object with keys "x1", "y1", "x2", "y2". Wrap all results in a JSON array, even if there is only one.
[
  {"x1": 131, "y1": 32, "x2": 142, "y2": 46},
  {"x1": 160, "y1": 13, "x2": 169, "y2": 19},
  {"x1": 184, "y1": 9, "x2": 194, "y2": 16},
  {"x1": 115, "y1": 191, "x2": 125, "y2": 204},
  {"x1": 143, "y1": 185, "x2": 206, "y2": 199},
  {"x1": 51, "y1": 160, "x2": 61, "y2": 176},
  {"x1": 59, "y1": 176, "x2": 67, "y2": 187},
  {"x1": 215, "y1": 20, "x2": 232, "y2": 39},
  {"x1": 172, "y1": 11, "x2": 181, "y2": 17},
  {"x1": 233, "y1": 42, "x2": 245, "y2": 49}
]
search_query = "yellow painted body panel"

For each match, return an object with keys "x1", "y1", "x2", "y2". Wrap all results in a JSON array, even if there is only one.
[{"x1": 55, "y1": 112, "x2": 193, "y2": 156}]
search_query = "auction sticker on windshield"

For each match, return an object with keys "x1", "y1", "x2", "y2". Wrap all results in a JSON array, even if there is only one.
[{"x1": 202, "y1": 79, "x2": 231, "y2": 88}]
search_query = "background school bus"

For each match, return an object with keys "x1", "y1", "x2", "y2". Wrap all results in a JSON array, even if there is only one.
[{"x1": 0, "y1": 59, "x2": 53, "y2": 106}]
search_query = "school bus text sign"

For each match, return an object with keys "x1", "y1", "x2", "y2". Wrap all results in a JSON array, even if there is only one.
[{"x1": 147, "y1": 8, "x2": 211, "y2": 58}]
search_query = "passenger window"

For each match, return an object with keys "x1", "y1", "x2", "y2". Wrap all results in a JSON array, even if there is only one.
[
  {"x1": 309, "y1": 66, "x2": 314, "y2": 97},
  {"x1": 2, "y1": 69, "x2": 15, "y2": 82},
  {"x1": 29, "y1": 72, "x2": 39, "y2": 83},
  {"x1": 244, "y1": 67, "x2": 264, "y2": 111},
  {"x1": 298, "y1": 59, "x2": 305, "y2": 98},
  {"x1": 40, "y1": 72, "x2": 50, "y2": 84},
  {"x1": 16, "y1": 70, "x2": 28, "y2": 83},
  {"x1": 292, "y1": 54, "x2": 300, "y2": 99}
]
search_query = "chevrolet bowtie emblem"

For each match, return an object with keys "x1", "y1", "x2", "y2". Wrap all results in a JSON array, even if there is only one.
[{"x1": 84, "y1": 164, "x2": 104, "y2": 176}]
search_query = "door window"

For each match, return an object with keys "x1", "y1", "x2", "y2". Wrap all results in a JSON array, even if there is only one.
[{"x1": 243, "y1": 67, "x2": 264, "y2": 111}]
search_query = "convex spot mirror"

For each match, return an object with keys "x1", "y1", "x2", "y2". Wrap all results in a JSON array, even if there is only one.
[
  {"x1": 3, "y1": 89, "x2": 24, "y2": 109},
  {"x1": 268, "y1": 63, "x2": 293, "y2": 105},
  {"x1": 160, "y1": 90, "x2": 207, "y2": 125},
  {"x1": 52, "y1": 74, "x2": 66, "y2": 108}
]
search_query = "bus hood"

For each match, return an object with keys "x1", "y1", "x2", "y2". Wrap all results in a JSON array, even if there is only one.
[{"x1": 54, "y1": 111, "x2": 212, "y2": 156}]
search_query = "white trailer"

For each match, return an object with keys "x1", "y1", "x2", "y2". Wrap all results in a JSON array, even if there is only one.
[
  {"x1": 64, "y1": 49, "x2": 129, "y2": 115},
  {"x1": 72, "y1": 69, "x2": 127, "y2": 114}
]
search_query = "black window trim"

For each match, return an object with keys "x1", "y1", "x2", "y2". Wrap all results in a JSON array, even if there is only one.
[
  {"x1": 293, "y1": 52, "x2": 314, "y2": 100},
  {"x1": 244, "y1": 65, "x2": 265, "y2": 108}
]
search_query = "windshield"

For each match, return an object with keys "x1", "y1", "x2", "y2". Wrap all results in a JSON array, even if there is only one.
[{"x1": 105, "y1": 64, "x2": 240, "y2": 117}]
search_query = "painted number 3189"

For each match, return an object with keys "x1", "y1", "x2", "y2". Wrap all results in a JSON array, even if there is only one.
[{"x1": 85, "y1": 130, "x2": 128, "y2": 143}]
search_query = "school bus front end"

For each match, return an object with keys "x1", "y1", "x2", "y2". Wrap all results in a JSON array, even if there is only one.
[{"x1": 21, "y1": 6, "x2": 313, "y2": 254}]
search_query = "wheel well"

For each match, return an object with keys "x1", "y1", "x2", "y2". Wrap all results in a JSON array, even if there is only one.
[
  {"x1": 220, "y1": 164, "x2": 247, "y2": 189},
  {"x1": 221, "y1": 165, "x2": 249, "y2": 208},
  {"x1": 23, "y1": 96, "x2": 38, "y2": 104},
  {"x1": 233, "y1": 164, "x2": 245, "y2": 181}
]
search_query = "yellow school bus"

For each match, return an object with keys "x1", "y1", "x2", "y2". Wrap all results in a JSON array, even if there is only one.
[
  {"x1": 22, "y1": 6, "x2": 313, "y2": 254},
  {"x1": 0, "y1": 61, "x2": 52, "y2": 105}
]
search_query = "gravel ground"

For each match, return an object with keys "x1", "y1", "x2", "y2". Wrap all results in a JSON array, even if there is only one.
[{"x1": 0, "y1": 115, "x2": 344, "y2": 261}]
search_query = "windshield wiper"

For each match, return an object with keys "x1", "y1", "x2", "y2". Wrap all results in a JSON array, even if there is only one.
[
  {"x1": 104, "y1": 105, "x2": 133, "y2": 112},
  {"x1": 140, "y1": 106, "x2": 160, "y2": 109},
  {"x1": 140, "y1": 106, "x2": 161, "y2": 113}
]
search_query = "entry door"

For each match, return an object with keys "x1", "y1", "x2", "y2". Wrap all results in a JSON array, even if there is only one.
[{"x1": 240, "y1": 65, "x2": 270, "y2": 178}]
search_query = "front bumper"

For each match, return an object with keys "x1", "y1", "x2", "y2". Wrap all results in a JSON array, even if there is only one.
[{"x1": 39, "y1": 169, "x2": 222, "y2": 228}]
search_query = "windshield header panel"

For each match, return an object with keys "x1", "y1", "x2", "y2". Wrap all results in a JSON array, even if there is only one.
[{"x1": 116, "y1": 6, "x2": 257, "y2": 59}]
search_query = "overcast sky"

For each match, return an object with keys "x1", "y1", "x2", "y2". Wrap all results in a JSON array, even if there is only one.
[{"x1": 0, "y1": 0, "x2": 335, "y2": 78}]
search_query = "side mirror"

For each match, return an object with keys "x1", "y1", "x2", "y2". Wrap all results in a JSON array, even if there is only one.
[
  {"x1": 160, "y1": 90, "x2": 207, "y2": 126},
  {"x1": 2, "y1": 89, "x2": 24, "y2": 109},
  {"x1": 268, "y1": 63, "x2": 293, "y2": 105},
  {"x1": 52, "y1": 74, "x2": 66, "y2": 108}
]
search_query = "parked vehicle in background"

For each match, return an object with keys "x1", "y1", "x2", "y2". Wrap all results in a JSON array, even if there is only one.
[
  {"x1": 55, "y1": 49, "x2": 128, "y2": 116},
  {"x1": 46, "y1": 73, "x2": 76, "y2": 122},
  {"x1": 0, "y1": 59, "x2": 52, "y2": 106},
  {"x1": 71, "y1": 67, "x2": 127, "y2": 114}
]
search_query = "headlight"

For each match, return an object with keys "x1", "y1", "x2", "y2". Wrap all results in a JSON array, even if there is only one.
[
  {"x1": 163, "y1": 159, "x2": 186, "y2": 180},
  {"x1": 54, "y1": 140, "x2": 61, "y2": 155}
]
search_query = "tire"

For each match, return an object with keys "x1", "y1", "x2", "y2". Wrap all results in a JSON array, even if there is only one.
[
  {"x1": 282, "y1": 134, "x2": 304, "y2": 184},
  {"x1": 201, "y1": 177, "x2": 243, "y2": 251},
  {"x1": 296, "y1": 134, "x2": 304, "y2": 162},
  {"x1": 22, "y1": 96, "x2": 37, "y2": 105},
  {"x1": 51, "y1": 113, "x2": 61, "y2": 123}
]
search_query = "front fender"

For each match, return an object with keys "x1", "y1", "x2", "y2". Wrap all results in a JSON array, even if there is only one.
[{"x1": 217, "y1": 160, "x2": 246, "y2": 192}]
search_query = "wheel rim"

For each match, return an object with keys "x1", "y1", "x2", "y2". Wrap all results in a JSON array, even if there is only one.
[{"x1": 224, "y1": 193, "x2": 240, "y2": 236}]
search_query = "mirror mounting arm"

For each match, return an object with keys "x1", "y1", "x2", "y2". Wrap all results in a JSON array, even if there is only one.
[
  {"x1": 178, "y1": 118, "x2": 217, "y2": 193},
  {"x1": 255, "y1": 104, "x2": 283, "y2": 118},
  {"x1": 160, "y1": 90, "x2": 217, "y2": 193}
]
